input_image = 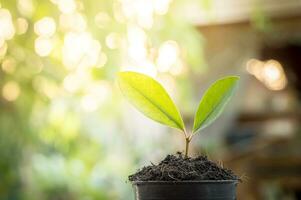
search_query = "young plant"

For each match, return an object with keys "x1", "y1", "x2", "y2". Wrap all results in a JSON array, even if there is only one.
[{"x1": 117, "y1": 72, "x2": 239, "y2": 158}]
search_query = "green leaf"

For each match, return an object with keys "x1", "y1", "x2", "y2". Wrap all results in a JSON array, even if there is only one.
[
  {"x1": 117, "y1": 71, "x2": 185, "y2": 131},
  {"x1": 192, "y1": 76, "x2": 240, "y2": 133}
]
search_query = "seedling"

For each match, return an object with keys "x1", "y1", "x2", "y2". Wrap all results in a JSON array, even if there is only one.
[{"x1": 117, "y1": 72, "x2": 239, "y2": 158}]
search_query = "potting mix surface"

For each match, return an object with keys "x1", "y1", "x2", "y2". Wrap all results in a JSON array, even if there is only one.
[{"x1": 129, "y1": 153, "x2": 239, "y2": 181}]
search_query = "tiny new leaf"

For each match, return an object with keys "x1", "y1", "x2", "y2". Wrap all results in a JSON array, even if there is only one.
[
  {"x1": 117, "y1": 71, "x2": 185, "y2": 131},
  {"x1": 192, "y1": 76, "x2": 240, "y2": 134}
]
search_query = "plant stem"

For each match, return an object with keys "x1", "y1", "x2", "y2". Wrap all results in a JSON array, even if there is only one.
[{"x1": 184, "y1": 137, "x2": 190, "y2": 158}]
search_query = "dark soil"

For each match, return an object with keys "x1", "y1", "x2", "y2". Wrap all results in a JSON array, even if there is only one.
[{"x1": 129, "y1": 153, "x2": 239, "y2": 182}]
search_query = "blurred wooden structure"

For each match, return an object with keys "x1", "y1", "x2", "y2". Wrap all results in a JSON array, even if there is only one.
[{"x1": 195, "y1": 0, "x2": 301, "y2": 199}]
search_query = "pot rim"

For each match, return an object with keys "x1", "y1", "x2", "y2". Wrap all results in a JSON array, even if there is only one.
[{"x1": 132, "y1": 180, "x2": 238, "y2": 185}]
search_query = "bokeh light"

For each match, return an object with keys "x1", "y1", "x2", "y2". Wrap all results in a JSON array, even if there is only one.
[
  {"x1": 1, "y1": 57, "x2": 16, "y2": 74},
  {"x1": 56, "y1": 0, "x2": 77, "y2": 14},
  {"x1": 17, "y1": 0, "x2": 34, "y2": 17},
  {"x1": 34, "y1": 37, "x2": 53, "y2": 57},
  {"x1": 105, "y1": 32, "x2": 122, "y2": 49},
  {"x1": 127, "y1": 25, "x2": 148, "y2": 62},
  {"x1": 0, "y1": 9, "x2": 15, "y2": 40},
  {"x1": 62, "y1": 32, "x2": 101, "y2": 69},
  {"x1": 34, "y1": 17, "x2": 56, "y2": 37},
  {"x1": 59, "y1": 12, "x2": 87, "y2": 32},
  {"x1": 2, "y1": 81, "x2": 20, "y2": 101},
  {"x1": 246, "y1": 59, "x2": 287, "y2": 90},
  {"x1": 16, "y1": 17, "x2": 29, "y2": 35},
  {"x1": 157, "y1": 40, "x2": 180, "y2": 72}
]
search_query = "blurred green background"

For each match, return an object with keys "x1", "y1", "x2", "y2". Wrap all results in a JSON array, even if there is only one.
[
  {"x1": 1, "y1": 0, "x2": 301, "y2": 199},
  {"x1": 0, "y1": 0, "x2": 207, "y2": 199}
]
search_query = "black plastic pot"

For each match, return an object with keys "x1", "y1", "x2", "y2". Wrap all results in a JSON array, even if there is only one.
[{"x1": 132, "y1": 180, "x2": 238, "y2": 200}]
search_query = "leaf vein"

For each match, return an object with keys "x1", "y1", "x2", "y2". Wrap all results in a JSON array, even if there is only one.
[{"x1": 128, "y1": 82, "x2": 183, "y2": 130}]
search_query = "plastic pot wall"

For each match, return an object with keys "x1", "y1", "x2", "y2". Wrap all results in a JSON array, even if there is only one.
[{"x1": 132, "y1": 180, "x2": 238, "y2": 200}]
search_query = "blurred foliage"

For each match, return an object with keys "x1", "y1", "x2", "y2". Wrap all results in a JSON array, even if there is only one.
[{"x1": 0, "y1": 0, "x2": 207, "y2": 199}]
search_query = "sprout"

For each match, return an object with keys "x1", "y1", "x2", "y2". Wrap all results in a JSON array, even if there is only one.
[{"x1": 118, "y1": 72, "x2": 239, "y2": 158}]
